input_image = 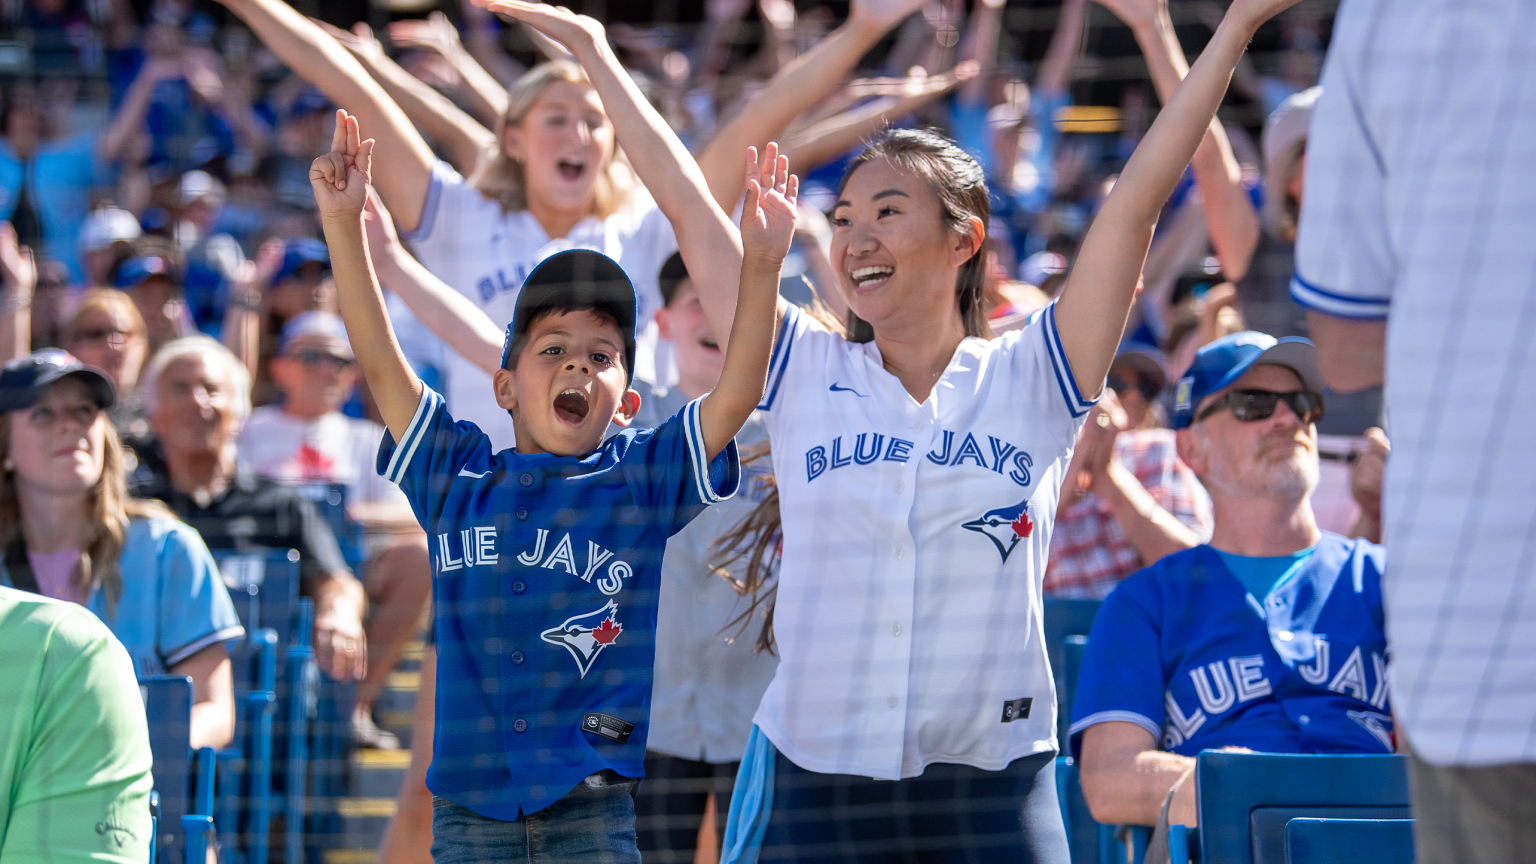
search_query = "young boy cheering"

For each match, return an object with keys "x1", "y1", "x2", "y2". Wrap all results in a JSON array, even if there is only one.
[{"x1": 310, "y1": 110, "x2": 797, "y2": 855}]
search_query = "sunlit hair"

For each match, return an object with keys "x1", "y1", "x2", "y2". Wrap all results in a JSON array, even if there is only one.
[
  {"x1": 0, "y1": 401, "x2": 174, "y2": 615},
  {"x1": 66, "y1": 289, "x2": 149, "y2": 343},
  {"x1": 139, "y1": 336, "x2": 252, "y2": 422},
  {"x1": 837, "y1": 128, "x2": 992, "y2": 343},
  {"x1": 710, "y1": 445, "x2": 780, "y2": 654},
  {"x1": 470, "y1": 60, "x2": 638, "y2": 218}
]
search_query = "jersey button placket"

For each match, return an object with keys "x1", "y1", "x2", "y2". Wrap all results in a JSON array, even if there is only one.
[
  {"x1": 513, "y1": 718, "x2": 527, "y2": 733},
  {"x1": 510, "y1": 650, "x2": 525, "y2": 665}
]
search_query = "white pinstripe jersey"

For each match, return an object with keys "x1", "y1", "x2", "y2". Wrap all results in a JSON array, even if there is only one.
[{"x1": 753, "y1": 302, "x2": 1094, "y2": 779}]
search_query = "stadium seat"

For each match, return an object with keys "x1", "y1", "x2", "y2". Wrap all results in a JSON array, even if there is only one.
[
  {"x1": 298, "y1": 482, "x2": 366, "y2": 566},
  {"x1": 139, "y1": 675, "x2": 218, "y2": 864},
  {"x1": 1285, "y1": 817, "x2": 1415, "y2": 864},
  {"x1": 1043, "y1": 598, "x2": 1101, "y2": 745},
  {"x1": 1165, "y1": 751, "x2": 1411, "y2": 864}
]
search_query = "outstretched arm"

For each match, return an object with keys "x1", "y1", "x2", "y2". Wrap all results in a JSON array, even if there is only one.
[
  {"x1": 362, "y1": 190, "x2": 505, "y2": 375},
  {"x1": 477, "y1": 0, "x2": 752, "y2": 350},
  {"x1": 216, "y1": 0, "x2": 437, "y2": 233},
  {"x1": 0, "y1": 223, "x2": 34, "y2": 365},
  {"x1": 317, "y1": 19, "x2": 495, "y2": 178},
  {"x1": 311, "y1": 110, "x2": 423, "y2": 442},
  {"x1": 1053, "y1": 0, "x2": 1298, "y2": 396},
  {"x1": 388, "y1": 10, "x2": 512, "y2": 127},
  {"x1": 783, "y1": 62, "x2": 977, "y2": 173},
  {"x1": 700, "y1": 145, "x2": 798, "y2": 460},
  {"x1": 695, "y1": 0, "x2": 927, "y2": 211},
  {"x1": 1096, "y1": 0, "x2": 1260, "y2": 280}
]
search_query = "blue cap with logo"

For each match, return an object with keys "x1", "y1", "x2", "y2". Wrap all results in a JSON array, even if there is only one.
[
  {"x1": 273, "y1": 237, "x2": 332, "y2": 286},
  {"x1": 500, "y1": 249, "x2": 637, "y2": 383},
  {"x1": 1171, "y1": 331, "x2": 1324, "y2": 429}
]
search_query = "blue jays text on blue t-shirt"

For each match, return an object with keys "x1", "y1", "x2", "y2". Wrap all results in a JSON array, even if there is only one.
[
  {"x1": 378, "y1": 388, "x2": 739, "y2": 821},
  {"x1": 1068, "y1": 533, "x2": 1393, "y2": 760}
]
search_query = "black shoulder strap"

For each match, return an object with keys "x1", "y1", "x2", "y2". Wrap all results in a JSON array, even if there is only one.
[{"x1": 5, "y1": 534, "x2": 38, "y2": 595}]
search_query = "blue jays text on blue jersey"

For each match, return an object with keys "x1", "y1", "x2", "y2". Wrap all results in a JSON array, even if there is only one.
[
  {"x1": 379, "y1": 387, "x2": 738, "y2": 821},
  {"x1": 1069, "y1": 534, "x2": 1394, "y2": 759},
  {"x1": 803, "y1": 428, "x2": 1034, "y2": 486}
]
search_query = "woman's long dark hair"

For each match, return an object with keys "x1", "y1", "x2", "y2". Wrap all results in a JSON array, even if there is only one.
[{"x1": 836, "y1": 128, "x2": 993, "y2": 343}]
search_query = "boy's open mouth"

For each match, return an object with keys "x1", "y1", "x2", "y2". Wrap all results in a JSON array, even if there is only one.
[{"x1": 553, "y1": 388, "x2": 590, "y2": 424}]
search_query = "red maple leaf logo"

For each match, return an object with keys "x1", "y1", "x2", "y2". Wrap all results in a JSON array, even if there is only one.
[
  {"x1": 293, "y1": 444, "x2": 335, "y2": 481},
  {"x1": 1011, "y1": 510, "x2": 1034, "y2": 539},
  {"x1": 591, "y1": 617, "x2": 622, "y2": 646}
]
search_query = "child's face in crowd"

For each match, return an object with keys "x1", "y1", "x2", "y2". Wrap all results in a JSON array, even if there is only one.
[
  {"x1": 504, "y1": 81, "x2": 615, "y2": 217},
  {"x1": 150, "y1": 354, "x2": 243, "y2": 456},
  {"x1": 7, "y1": 378, "x2": 107, "y2": 497},
  {"x1": 495, "y1": 309, "x2": 638, "y2": 458},
  {"x1": 831, "y1": 159, "x2": 979, "y2": 333},
  {"x1": 271, "y1": 334, "x2": 358, "y2": 419},
  {"x1": 654, "y1": 279, "x2": 723, "y2": 397},
  {"x1": 67, "y1": 308, "x2": 147, "y2": 392}
]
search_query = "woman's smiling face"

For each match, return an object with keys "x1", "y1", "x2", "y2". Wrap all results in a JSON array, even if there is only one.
[{"x1": 830, "y1": 158, "x2": 979, "y2": 332}]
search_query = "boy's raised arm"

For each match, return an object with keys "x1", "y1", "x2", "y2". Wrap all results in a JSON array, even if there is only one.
[
  {"x1": 475, "y1": 0, "x2": 759, "y2": 351},
  {"x1": 311, "y1": 109, "x2": 424, "y2": 442},
  {"x1": 699, "y1": 145, "x2": 798, "y2": 461}
]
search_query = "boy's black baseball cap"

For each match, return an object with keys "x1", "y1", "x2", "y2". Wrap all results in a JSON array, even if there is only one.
[{"x1": 501, "y1": 249, "x2": 637, "y2": 382}]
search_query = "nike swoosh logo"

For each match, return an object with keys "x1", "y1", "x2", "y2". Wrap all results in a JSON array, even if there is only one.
[
  {"x1": 829, "y1": 383, "x2": 868, "y2": 397},
  {"x1": 457, "y1": 467, "x2": 490, "y2": 479}
]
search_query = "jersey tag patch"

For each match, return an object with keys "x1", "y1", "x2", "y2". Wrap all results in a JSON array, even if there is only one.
[
  {"x1": 582, "y1": 712, "x2": 635, "y2": 744},
  {"x1": 1001, "y1": 697, "x2": 1033, "y2": 723}
]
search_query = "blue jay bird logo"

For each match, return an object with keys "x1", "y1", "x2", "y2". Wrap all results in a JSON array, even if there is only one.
[
  {"x1": 541, "y1": 600, "x2": 623, "y2": 678},
  {"x1": 962, "y1": 498, "x2": 1035, "y2": 562}
]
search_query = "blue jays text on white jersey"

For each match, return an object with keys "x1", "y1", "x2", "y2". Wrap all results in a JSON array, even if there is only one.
[
  {"x1": 1069, "y1": 533, "x2": 1393, "y2": 759},
  {"x1": 378, "y1": 387, "x2": 738, "y2": 820},
  {"x1": 401, "y1": 160, "x2": 679, "y2": 449},
  {"x1": 752, "y1": 301, "x2": 1095, "y2": 781}
]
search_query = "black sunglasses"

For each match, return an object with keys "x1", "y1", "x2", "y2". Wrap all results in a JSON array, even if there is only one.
[
  {"x1": 1107, "y1": 373, "x2": 1161, "y2": 402},
  {"x1": 292, "y1": 348, "x2": 354, "y2": 370},
  {"x1": 1195, "y1": 389, "x2": 1325, "y2": 424}
]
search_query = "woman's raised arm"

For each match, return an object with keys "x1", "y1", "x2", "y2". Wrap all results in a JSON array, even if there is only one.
[
  {"x1": 1052, "y1": 0, "x2": 1299, "y2": 396},
  {"x1": 215, "y1": 0, "x2": 438, "y2": 232}
]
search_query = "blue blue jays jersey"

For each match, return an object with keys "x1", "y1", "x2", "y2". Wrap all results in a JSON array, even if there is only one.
[
  {"x1": 378, "y1": 387, "x2": 738, "y2": 820},
  {"x1": 1069, "y1": 533, "x2": 1393, "y2": 760}
]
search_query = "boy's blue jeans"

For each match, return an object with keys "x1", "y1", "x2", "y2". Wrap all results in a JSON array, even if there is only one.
[{"x1": 430, "y1": 771, "x2": 642, "y2": 864}]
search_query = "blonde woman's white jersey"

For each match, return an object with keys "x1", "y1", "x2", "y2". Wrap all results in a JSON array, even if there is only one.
[
  {"x1": 754, "y1": 302, "x2": 1094, "y2": 780},
  {"x1": 403, "y1": 161, "x2": 679, "y2": 449}
]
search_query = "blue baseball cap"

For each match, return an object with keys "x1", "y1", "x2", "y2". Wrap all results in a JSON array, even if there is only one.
[
  {"x1": 273, "y1": 237, "x2": 331, "y2": 285},
  {"x1": 0, "y1": 349, "x2": 116, "y2": 414},
  {"x1": 1171, "y1": 331, "x2": 1324, "y2": 429},
  {"x1": 114, "y1": 256, "x2": 178, "y2": 290},
  {"x1": 501, "y1": 249, "x2": 637, "y2": 382}
]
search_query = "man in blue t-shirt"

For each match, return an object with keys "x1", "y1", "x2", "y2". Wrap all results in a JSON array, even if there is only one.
[{"x1": 1070, "y1": 332, "x2": 1391, "y2": 845}]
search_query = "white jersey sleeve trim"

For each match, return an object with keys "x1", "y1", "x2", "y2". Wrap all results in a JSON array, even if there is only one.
[
  {"x1": 1068, "y1": 710, "x2": 1163, "y2": 743},
  {"x1": 757, "y1": 304, "x2": 801, "y2": 411},
  {"x1": 1042, "y1": 302, "x2": 1098, "y2": 417},
  {"x1": 400, "y1": 160, "x2": 454, "y2": 245},
  {"x1": 385, "y1": 388, "x2": 441, "y2": 484},
  {"x1": 164, "y1": 625, "x2": 247, "y2": 669},
  {"x1": 1288, "y1": 272, "x2": 1392, "y2": 320},
  {"x1": 683, "y1": 398, "x2": 737, "y2": 505}
]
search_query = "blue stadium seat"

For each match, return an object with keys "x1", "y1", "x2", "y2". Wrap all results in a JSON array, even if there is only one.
[
  {"x1": 1285, "y1": 817, "x2": 1415, "y2": 864},
  {"x1": 1166, "y1": 752, "x2": 1411, "y2": 864},
  {"x1": 139, "y1": 675, "x2": 217, "y2": 864},
  {"x1": 1043, "y1": 598, "x2": 1101, "y2": 747},
  {"x1": 298, "y1": 482, "x2": 365, "y2": 567}
]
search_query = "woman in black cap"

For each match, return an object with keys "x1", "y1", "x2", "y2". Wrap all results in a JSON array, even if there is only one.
[{"x1": 0, "y1": 349, "x2": 244, "y2": 749}]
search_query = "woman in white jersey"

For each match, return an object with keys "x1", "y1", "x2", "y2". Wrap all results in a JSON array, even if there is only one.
[{"x1": 683, "y1": 0, "x2": 1285, "y2": 858}]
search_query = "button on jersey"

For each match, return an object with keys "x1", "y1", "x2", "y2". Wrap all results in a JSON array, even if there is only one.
[
  {"x1": 754, "y1": 303, "x2": 1094, "y2": 779},
  {"x1": 379, "y1": 388, "x2": 738, "y2": 819}
]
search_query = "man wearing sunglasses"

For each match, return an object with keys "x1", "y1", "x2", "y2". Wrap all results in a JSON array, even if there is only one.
[
  {"x1": 238, "y1": 311, "x2": 431, "y2": 750},
  {"x1": 1068, "y1": 332, "x2": 1393, "y2": 859}
]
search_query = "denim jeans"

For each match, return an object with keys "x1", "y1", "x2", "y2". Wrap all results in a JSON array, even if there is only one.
[{"x1": 430, "y1": 771, "x2": 641, "y2": 864}]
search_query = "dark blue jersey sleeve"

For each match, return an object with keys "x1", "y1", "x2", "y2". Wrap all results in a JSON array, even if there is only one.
[
  {"x1": 376, "y1": 387, "x2": 494, "y2": 527},
  {"x1": 618, "y1": 398, "x2": 740, "y2": 536},
  {"x1": 1068, "y1": 573, "x2": 1170, "y2": 759}
]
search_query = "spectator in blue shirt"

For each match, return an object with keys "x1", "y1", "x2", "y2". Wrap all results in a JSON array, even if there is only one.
[
  {"x1": 1070, "y1": 332, "x2": 1391, "y2": 855},
  {"x1": 0, "y1": 349, "x2": 243, "y2": 750}
]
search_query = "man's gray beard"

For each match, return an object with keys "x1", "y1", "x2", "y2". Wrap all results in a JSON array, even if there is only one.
[{"x1": 1203, "y1": 434, "x2": 1319, "y2": 502}]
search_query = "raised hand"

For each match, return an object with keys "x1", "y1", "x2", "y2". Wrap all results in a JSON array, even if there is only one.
[
  {"x1": 741, "y1": 142, "x2": 799, "y2": 264},
  {"x1": 0, "y1": 222, "x2": 36, "y2": 294},
  {"x1": 310, "y1": 109, "x2": 376, "y2": 223},
  {"x1": 387, "y1": 11, "x2": 463, "y2": 58},
  {"x1": 472, "y1": 0, "x2": 605, "y2": 54},
  {"x1": 314, "y1": 18, "x2": 387, "y2": 66},
  {"x1": 361, "y1": 188, "x2": 402, "y2": 264}
]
